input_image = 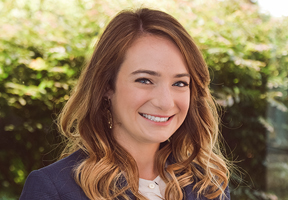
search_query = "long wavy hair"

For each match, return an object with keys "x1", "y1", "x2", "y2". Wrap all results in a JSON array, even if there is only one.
[{"x1": 58, "y1": 8, "x2": 230, "y2": 200}]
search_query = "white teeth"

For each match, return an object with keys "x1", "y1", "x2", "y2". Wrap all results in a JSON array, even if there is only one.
[{"x1": 142, "y1": 114, "x2": 169, "y2": 122}]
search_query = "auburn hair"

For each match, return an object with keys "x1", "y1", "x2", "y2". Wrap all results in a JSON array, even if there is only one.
[{"x1": 58, "y1": 8, "x2": 230, "y2": 200}]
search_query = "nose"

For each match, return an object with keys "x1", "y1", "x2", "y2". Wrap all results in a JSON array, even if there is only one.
[{"x1": 151, "y1": 85, "x2": 175, "y2": 111}]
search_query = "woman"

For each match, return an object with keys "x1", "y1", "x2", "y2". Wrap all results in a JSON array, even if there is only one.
[{"x1": 20, "y1": 8, "x2": 230, "y2": 200}]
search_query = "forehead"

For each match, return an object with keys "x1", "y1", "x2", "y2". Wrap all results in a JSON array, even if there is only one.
[{"x1": 119, "y1": 35, "x2": 189, "y2": 75}]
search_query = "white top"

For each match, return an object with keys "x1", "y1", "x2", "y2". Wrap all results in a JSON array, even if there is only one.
[{"x1": 139, "y1": 176, "x2": 166, "y2": 200}]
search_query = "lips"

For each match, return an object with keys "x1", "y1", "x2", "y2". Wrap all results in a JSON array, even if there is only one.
[{"x1": 139, "y1": 113, "x2": 173, "y2": 123}]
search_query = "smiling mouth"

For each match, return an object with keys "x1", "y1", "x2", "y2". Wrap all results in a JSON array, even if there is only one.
[{"x1": 139, "y1": 113, "x2": 173, "y2": 123}]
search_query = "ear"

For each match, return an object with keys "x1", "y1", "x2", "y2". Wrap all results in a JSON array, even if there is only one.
[{"x1": 104, "y1": 87, "x2": 114, "y2": 100}]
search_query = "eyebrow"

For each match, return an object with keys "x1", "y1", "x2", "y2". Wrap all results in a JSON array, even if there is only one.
[
  {"x1": 131, "y1": 70, "x2": 160, "y2": 76},
  {"x1": 131, "y1": 69, "x2": 190, "y2": 78}
]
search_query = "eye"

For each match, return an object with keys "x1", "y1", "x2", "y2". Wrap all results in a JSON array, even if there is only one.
[
  {"x1": 173, "y1": 81, "x2": 189, "y2": 87},
  {"x1": 135, "y1": 78, "x2": 153, "y2": 85}
]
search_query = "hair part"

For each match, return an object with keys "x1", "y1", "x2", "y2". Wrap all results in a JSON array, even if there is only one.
[{"x1": 58, "y1": 8, "x2": 230, "y2": 200}]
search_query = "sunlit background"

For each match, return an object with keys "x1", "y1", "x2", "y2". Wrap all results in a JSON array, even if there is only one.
[
  {"x1": 257, "y1": 0, "x2": 288, "y2": 17},
  {"x1": 0, "y1": 0, "x2": 288, "y2": 199}
]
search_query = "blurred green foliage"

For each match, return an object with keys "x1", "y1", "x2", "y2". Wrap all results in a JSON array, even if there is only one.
[{"x1": 0, "y1": 0, "x2": 287, "y2": 199}]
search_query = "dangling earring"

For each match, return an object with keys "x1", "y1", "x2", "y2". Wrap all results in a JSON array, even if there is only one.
[
  {"x1": 105, "y1": 98, "x2": 113, "y2": 129},
  {"x1": 107, "y1": 108, "x2": 113, "y2": 129}
]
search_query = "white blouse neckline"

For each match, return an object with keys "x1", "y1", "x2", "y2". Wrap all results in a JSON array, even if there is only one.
[{"x1": 139, "y1": 175, "x2": 166, "y2": 200}]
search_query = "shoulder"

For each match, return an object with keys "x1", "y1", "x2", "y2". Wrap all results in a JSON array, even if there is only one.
[
  {"x1": 183, "y1": 183, "x2": 230, "y2": 200},
  {"x1": 37, "y1": 149, "x2": 87, "y2": 179},
  {"x1": 20, "y1": 150, "x2": 89, "y2": 200},
  {"x1": 166, "y1": 154, "x2": 230, "y2": 200},
  {"x1": 182, "y1": 173, "x2": 230, "y2": 200}
]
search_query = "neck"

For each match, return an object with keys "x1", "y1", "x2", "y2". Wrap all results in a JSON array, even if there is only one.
[
  {"x1": 112, "y1": 127, "x2": 161, "y2": 180},
  {"x1": 116, "y1": 138, "x2": 160, "y2": 180},
  {"x1": 130, "y1": 143, "x2": 159, "y2": 180}
]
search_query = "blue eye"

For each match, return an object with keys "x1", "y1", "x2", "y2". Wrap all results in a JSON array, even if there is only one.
[
  {"x1": 173, "y1": 81, "x2": 189, "y2": 87},
  {"x1": 135, "y1": 78, "x2": 152, "y2": 84}
]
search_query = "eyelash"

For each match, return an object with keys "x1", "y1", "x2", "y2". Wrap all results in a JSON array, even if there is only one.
[
  {"x1": 135, "y1": 78, "x2": 152, "y2": 84},
  {"x1": 135, "y1": 78, "x2": 189, "y2": 87},
  {"x1": 173, "y1": 81, "x2": 189, "y2": 87}
]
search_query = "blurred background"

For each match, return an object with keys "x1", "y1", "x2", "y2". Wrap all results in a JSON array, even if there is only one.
[{"x1": 0, "y1": 0, "x2": 287, "y2": 199}]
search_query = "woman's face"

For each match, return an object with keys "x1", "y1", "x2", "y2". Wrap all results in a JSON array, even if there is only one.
[{"x1": 108, "y1": 35, "x2": 190, "y2": 148}]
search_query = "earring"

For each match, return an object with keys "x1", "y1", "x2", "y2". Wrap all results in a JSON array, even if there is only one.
[
  {"x1": 105, "y1": 98, "x2": 113, "y2": 129},
  {"x1": 107, "y1": 109, "x2": 113, "y2": 129}
]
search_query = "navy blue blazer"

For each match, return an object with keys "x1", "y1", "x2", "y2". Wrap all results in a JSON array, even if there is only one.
[{"x1": 20, "y1": 150, "x2": 230, "y2": 200}]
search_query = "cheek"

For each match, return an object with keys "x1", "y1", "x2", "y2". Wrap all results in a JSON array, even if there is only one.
[
  {"x1": 178, "y1": 93, "x2": 190, "y2": 115},
  {"x1": 114, "y1": 84, "x2": 148, "y2": 111},
  {"x1": 126, "y1": 89, "x2": 149, "y2": 112}
]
